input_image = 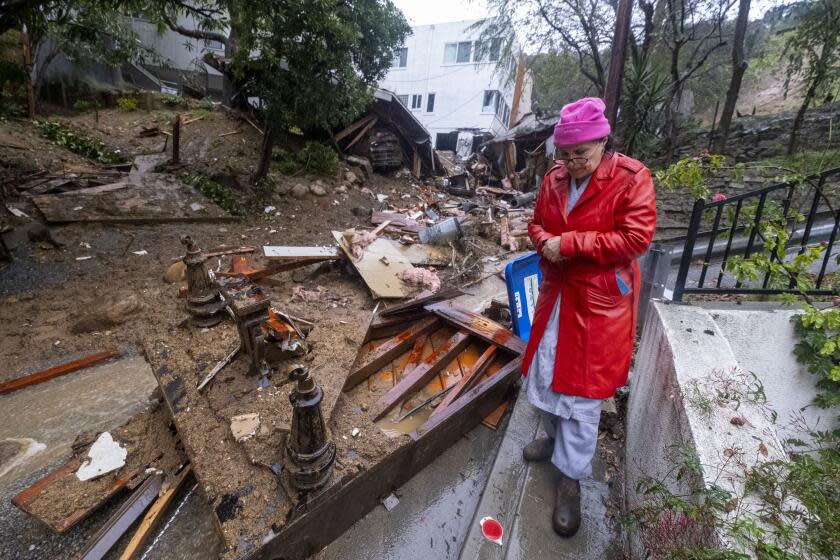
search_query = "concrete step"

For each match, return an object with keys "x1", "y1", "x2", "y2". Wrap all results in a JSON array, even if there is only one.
[{"x1": 459, "y1": 388, "x2": 624, "y2": 560}]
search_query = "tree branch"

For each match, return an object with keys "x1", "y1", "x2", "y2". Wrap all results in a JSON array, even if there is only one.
[{"x1": 162, "y1": 13, "x2": 228, "y2": 45}]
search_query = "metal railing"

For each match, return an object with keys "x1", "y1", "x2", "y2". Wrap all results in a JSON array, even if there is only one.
[{"x1": 673, "y1": 167, "x2": 840, "y2": 301}]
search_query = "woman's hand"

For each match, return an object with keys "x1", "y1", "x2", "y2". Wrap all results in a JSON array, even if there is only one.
[{"x1": 542, "y1": 236, "x2": 565, "y2": 263}]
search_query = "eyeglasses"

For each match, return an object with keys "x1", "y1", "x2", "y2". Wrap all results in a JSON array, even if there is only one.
[{"x1": 555, "y1": 143, "x2": 603, "y2": 165}]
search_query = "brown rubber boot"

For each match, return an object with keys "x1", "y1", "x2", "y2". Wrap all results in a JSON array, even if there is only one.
[
  {"x1": 522, "y1": 437, "x2": 554, "y2": 462},
  {"x1": 552, "y1": 472, "x2": 581, "y2": 537}
]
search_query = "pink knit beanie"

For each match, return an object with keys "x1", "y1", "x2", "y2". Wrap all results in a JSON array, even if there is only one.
[{"x1": 553, "y1": 97, "x2": 611, "y2": 147}]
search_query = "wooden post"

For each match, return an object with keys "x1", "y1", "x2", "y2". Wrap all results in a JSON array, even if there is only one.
[
  {"x1": 412, "y1": 149, "x2": 421, "y2": 178},
  {"x1": 21, "y1": 27, "x2": 35, "y2": 118},
  {"x1": 172, "y1": 114, "x2": 181, "y2": 163},
  {"x1": 603, "y1": 0, "x2": 633, "y2": 127},
  {"x1": 508, "y1": 52, "x2": 527, "y2": 127}
]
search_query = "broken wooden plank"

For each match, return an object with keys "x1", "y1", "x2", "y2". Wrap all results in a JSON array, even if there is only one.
[
  {"x1": 425, "y1": 301, "x2": 526, "y2": 355},
  {"x1": 262, "y1": 246, "x2": 342, "y2": 260},
  {"x1": 332, "y1": 231, "x2": 413, "y2": 299},
  {"x1": 371, "y1": 211, "x2": 424, "y2": 234},
  {"x1": 118, "y1": 466, "x2": 193, "y2": 560},
  {"x1": 77, "y1": 474, "x2": 163, "y2": 560},
  {"x1": 32, "y1": 173, "x2": 235, "y2": 224},
  {"x1": 217, "y1": 256, "x2": 337, "y2": 280},
  {"x1": 344, "y1": 317, "x2": 440, "y2": 390},
  {"x1": 380, "y1": 288, "x2": 462, "y2": 318},
  {"x1": 418, "y1": 356, "x2": 522, "y2": 435},
  {"x1": 204, "y1": 245, "x2": 256, "y2": 258},
  {"x1": 334, "y1": 114, "x2": 376, "y2": 142},
  {"x1": 371, "y1": 331, "x2": 471, "y2": 421},
  {"x1": 345, "y1": 116, "x2": 378, "y2": 150},
  {"x1": 11, "y1": 457, "x2": 144, "y2": 532},
  {"x1": 0, "y1": 349, "x2": 120, "y2": 395},
  {"x1": 429, "y1": 345, "x2": 498, "y2": 418}
]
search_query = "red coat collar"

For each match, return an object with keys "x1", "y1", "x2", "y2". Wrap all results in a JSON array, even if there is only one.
[{"x1": 550, "y1": 153, "x2": 617, "y2": 219}]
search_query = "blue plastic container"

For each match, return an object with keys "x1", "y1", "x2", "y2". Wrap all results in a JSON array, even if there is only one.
[{"x1": 504, "y1": 252, "x2": 542, "y2": 342}]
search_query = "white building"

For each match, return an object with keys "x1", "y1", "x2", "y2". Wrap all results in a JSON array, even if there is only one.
[{"x1": 378, "y1": 19, "x2": 532, "y2": 152}]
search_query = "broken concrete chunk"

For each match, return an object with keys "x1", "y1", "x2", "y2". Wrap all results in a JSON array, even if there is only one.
[
  {"x1": 231, "y1": 413, "x2": 261, "y2": 442},
  {"x1": 310, "y1": 182, "x2": 328, "y2": 197},
  {"x1": 75, "y1": 432, "x2": 127, "y2": 481},
  {"x1": 71, "y1": 293, "x2": 144, "y2": 333},
  {"x1": 382, "y1": 493, "x2": 399, "y2": 511}
]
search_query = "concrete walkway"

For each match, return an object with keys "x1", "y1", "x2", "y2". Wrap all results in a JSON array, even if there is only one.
[{"x1": 460, "y1": 389, "x2": 625, "y2": 560}]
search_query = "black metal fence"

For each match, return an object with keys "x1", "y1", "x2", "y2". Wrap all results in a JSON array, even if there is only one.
[{"x1": 673, "y1": 167, "x2": 840, "y2": 301}]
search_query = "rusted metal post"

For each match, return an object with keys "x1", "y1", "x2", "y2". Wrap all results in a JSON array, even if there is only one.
[
  {"x1": 604, "y1": 0, "x2": 633, "y2": 127},
  {"x1": 172, "y1": 114, "x2": 181, "y2": 163},
  {"x1": 285, "y1": 366, "x2": 336, "y2": 491},
  {"x1": 181, "y1": 235, "x2": 224, "y2": 327}
]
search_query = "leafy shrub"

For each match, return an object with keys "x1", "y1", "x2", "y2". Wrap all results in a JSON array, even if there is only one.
[
  {"x1": 73, "y1": 99, "x2": 94, "y2": 112},
  {"x1": 272, "y1": 141, "x2": 338, "y2": 176},
  {"x1": 178, "y1": 172, "x2": 239, "y2": 215},
  {"x1": 161, "y1": 93, "x2": 185, "y2": 107},
  {"x1": 35, "y1": 120, "x2": 126, "y2": 163},
  {"x1": 116, "y1": 97, "x2": 137, "y2": 112},
  {"x1": 198, "y1": 97, "x2": 214, "y2": 111},
  {"x1": 0, "y1": 101, "x2": 25, "y2": 118}
]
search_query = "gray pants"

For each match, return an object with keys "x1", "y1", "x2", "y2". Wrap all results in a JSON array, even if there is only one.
[
  {"x1": 525, "y1": 296, "x2": 602, "y2": 480},
  {"x1": 542, "y1": 410, "x2": 601, "y2": 480}
]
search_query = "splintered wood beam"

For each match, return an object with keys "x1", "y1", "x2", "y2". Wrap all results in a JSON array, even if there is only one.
[
  {"x1": 425, "y1": 302, "x2": 526, "y2": 355},
  {"x1": 118, "y1": 466, "x2": 193, "y2": 560},
  {"x1": 429, "y1": 345, "x2": 498, "y2": 419},
  {"x1": 334, "y1": 114, "x2": 376, "y2": 142},
  {"x1": 371, "y1": 331, "x2": 471, "y2": 421},
  {"x1": 345, "y1": 116, "x2": 379, "y2": 150},
  {"x1": 380, "y1": 287, "x2": 463, "y2": 318},
  {"x1": 0, "y1": 349, "x2": 120, "y2": 395},
  {"x1": 344, "y1": 317, "x2": 440, "y2": 390},
  {"x1": 418, "y1": 356, "x2": 522, "y2": 435}
]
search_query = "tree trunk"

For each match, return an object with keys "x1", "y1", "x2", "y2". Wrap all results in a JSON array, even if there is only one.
[
  {"x1": 252, "y1": 123, "x2": 276, "y2": 183},
  {"x1": 713, "y1": 0, "x2": 751, "y2": 154},
  {"x1": 20, "y1": 28, "x2": 35, "y2": 118},
  {"x1": 788, "y1": 83, "x2": 816, "y2": 155},
  {"x1": 604, "y1": 0, "x2": 634, "y2": 127},
  {"x1": 222, "y1": 24, "x2": 238, "y2": 106}
]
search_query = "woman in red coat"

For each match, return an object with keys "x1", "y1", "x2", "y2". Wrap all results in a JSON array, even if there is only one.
[{"x1": 522, "y1": 97, "x2": 656, "y2": 537}]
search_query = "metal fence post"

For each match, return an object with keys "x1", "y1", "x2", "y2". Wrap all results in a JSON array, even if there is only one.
[{"x1": 673, "y1": 198, "x2": 706, "y2": 302}]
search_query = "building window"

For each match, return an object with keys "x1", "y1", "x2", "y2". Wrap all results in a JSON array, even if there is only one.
[
  {"x1": 489, "y1": 38, "x2": 502, "y2": 61},
  {"x1": 411, "y1": 94, "x2": 422, "y2": 110},
  {"x1": 503, "y1": 102, "x2": 511, "y2": 125},
  {"x1": 426, "y1": 93, "x2": 435, "y2": 112},
  {"x1": 443, "y1": 41, "x2": 473, "y2": 64},
  {"x1": 397, "y1": 94, "x2": 409, "y2": 106},
  {"x1": 204, "y1": 39, "x2": 224, "y2": 51},
  {"x1": 392, "y1": 47, "x2": 408, "y2": 68},
  {"x1": 456, "y1": 41, "x2": 472, "y2": 63},
  {"x1": 482, "y1": 90, "x2": 499, "y2": 113}
]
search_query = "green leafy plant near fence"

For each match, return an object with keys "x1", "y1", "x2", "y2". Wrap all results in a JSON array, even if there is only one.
[
  {"x1": 34, "y1": 120, "x2": 125, "y2": 163},
  {"x1": 161, "y1": 93, "x2": 185, "y2": 107},
  {"x1": 630, "y1": 155, "x2": 840, "y2": 559}
]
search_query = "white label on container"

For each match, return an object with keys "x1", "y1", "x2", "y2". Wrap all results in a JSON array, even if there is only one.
[{"x1": 524, "y1": 274, "x2": 539, "y2": 324}]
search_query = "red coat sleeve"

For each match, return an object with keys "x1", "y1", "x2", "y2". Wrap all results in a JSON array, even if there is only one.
[
  {"x1": 559, "y1": 167, "x2": 656, "y2": 264},
  {"x1": 528, "y1": 174, "x2": 556, "y2": 256}
]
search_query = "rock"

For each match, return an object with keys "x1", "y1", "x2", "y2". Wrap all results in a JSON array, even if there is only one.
[
  {"x1": 344, "y1": 171, "x2": 361, "y2": 185},
  {"x1": 291, "y1": 183, "x2": 309, "y2": 199},
  {"x1": 71, "y1": 293, "x2": 144, "y2": 333},
  {"x1": 335, "y1": 185, "x2": 348, "y2": 194},
  {"x1": 163, "y1": 260, "x2": 186, "y2": 283},
  {"x1": 275, "y1": 183, "x2": 292, "y2": 196},
  {"x1": 346, "y1": 155, "x2": 373, "y2": 178},
  {"x1": 309, "y1": 182, "x2": 328, "y2": 196},
  {"x1": 26, "y1": 223, "x2": 63, "y2": 248}
]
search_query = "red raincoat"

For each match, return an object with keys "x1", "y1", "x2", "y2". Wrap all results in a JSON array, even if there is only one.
[{"x1": 522, "y1": 152, "x2": 657, "y2": 399}]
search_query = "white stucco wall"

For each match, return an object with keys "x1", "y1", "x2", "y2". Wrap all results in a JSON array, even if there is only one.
[
  {"x1": 378, "y1": 19, "x2": 522, "y2": 143},
  {"x1": 130, "y1": 15, "x2": 223, "y2": 77}
]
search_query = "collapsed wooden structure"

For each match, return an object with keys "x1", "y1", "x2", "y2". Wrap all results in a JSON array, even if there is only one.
[{"x1": 146, "y1": 295, "x2": 523, "y2": 560}]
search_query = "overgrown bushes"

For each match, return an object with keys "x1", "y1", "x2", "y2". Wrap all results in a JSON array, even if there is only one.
[
  {"x1": 272, "y1": 141, "x2": 338, "y2": 176},
  {"x1": 34, "y1": 120, "x2": 125, "y2": 163}
]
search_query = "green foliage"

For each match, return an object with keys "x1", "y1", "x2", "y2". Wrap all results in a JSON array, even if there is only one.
[
  {"x1": 177, "y1": 172, "x2": 239, "y2": 215},
  {"x1": 620, "y1": 54, "x2": 668, "y2": 159},
  {"x1": 236, "y1": 0, "x2": 410, "y2": 134},
  {"x1": 116, "y1": 97, "x2": 137, "y2": 112},
  {"x1": 198, "y1": 97, "x2": 214, "y2": 111},
  {"x1": 34, "y1": 120, "x2": 125, "y2": 163},
  {"x1": 0, "y1": 100, "x2": 25, "y2": 118},
  {"x1": 72, "y1": 99, "x2": 94, "y2": 112},
  {"x1": 272, "y1": 141, "x2": 338, "y2": 176},
  {"x1": 794, "y1": 306, "x2": 840, "y2": 409},
  {"x1": 161, "y1": 93, "x2": 185, "y2": 107},
  {"x1": 783, "y1": 0, "x2": 840, "y2": 102},
  {"x1": 655, "y1": 153, "x2": 728, "y2": 199}
]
